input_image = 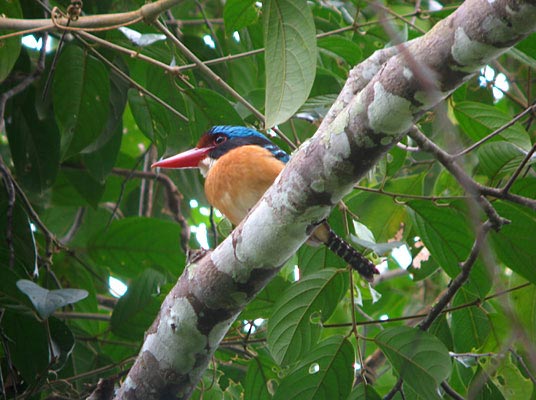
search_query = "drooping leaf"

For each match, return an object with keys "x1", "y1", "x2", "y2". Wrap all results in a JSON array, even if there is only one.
[
  {"x1": 264, "y1": 0, "x2": 317, "y2": 127},
  {"x1": 224, "y1": 0, "x2": 258, "y2": 33},
  {"x1": 87, "y1": 217, "x2": 186, "y2": 278},
  {"x1": 16, "y1": 279, "x2": 88, "y2": 319},
  {"x1": 273, "y1": 336, "x2": 354, "y2": 400},
  {"x1": 111, "y1": 269, "x2": 166, "y2": 340},
  {"x1": 53, "y1": 45, "x2": 110, "y2": 158},
  {"x1": 375, "y1": 326, "x2": 452, "y2": 400},
  {"x1": 267, "y1": 268, "x2": 348, "y2": 365},
  {"x1": 0, "y1": 0, "x2": 22, "y2": 83}
]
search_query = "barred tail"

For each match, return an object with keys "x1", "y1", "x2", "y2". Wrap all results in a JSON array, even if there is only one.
[{"x1": 323, "y1": 226, "x2": 379, "y2": 282}]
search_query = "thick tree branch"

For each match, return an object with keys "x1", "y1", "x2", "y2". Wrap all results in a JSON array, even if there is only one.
[{"x1": 116, "y1": 0, "x2": 536, "y2": 398}]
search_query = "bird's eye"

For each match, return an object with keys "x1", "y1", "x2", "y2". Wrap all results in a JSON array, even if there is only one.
[{"x1": 214, "y1": 135, "x2": 226, "y2": 145}]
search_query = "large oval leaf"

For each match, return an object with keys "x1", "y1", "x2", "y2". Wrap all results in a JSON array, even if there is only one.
[
  {"x1": 273, "y1": 336, "x2": 354, "y2": 400},
  {"x1": 53, "y1": 45, "x2": 110, "y2": 159},
  {"x1": 88, "y1": 217, "x2": 185, "y2": 278},
  {"x1": 263, "y1": 0, "x2": 317, "y2": 127},
  {"x1": 375, "y1": 326, "x2": 452, "y2": 400},
  {"x1": 267, "y1": 268, "x2": 347, "y2": 365}
]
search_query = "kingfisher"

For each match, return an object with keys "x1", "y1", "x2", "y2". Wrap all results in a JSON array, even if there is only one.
[{"x1": 152, "y1": 126, "x2": 379, "y2": 281}]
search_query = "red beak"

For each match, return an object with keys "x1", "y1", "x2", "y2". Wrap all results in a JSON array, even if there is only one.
[{"x1": 151, "y1": 146, "x2": 214, "y2": 169}]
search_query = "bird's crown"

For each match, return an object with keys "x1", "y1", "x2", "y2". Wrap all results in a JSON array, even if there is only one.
[{"x1": 201, "y1": 126, "x2": 290, "y2": 163}]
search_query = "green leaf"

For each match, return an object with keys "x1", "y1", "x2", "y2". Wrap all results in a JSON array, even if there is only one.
[
  {"x1": 128, "y1": 68, "x2": 188, "y2": 154},
  {"x1": 244, "y1": 348, "x2": 277, "y2": 400},
  {"x1": 48, "y1": 317, "x2": 76, "y2": 371},
  {"x1": 62, "y1": 168, "x2": 105, "y2": 208},
  {"x1": 82, "y1": 124, "x2": 122, "y2": 182},
  {"x1": 224, "y1": 0, "x2": 258, "y2": 33},
  {"x1": 477, "y1": 142, "x2": 528, "y2": 181},
  {"x1": 490, "y1": 201, "x2": 536, "y2": 284},
  {"x1": 53, "y1": 45, "x2": 110, "y2": 158},
  {"x1": 241, "y1": 275, "x2": 291, "y2": 319},
  {"x1": 0, "y1": 188, "x2": 37, "y2": 276},
  {"x1": 508, "y1": 47, "x2": 536, "y2": 70},
  {"x1": 375, "y1": 326, "x2": 452, "y2": 400},
  {"x1": 453, "y1": 101, "x2": 531, "y2": 151},
  {"x1": 264, "y1": 0, "x2": 317, "y2": 127},
  {"x1": 510, "y1": 282, "x2": 536, "y2": 345},
  {"x1": 0, "y1": 0, "x2": 22, "y2": 83},
  {"x1": 347, "y1": 175, "x2": 421, "y2": 243},
  {"x1": 267, "y1": 268, "x2": 348, "y2": 365},
  {"x1": 2, "y1": 310, "x2": 48, "y2": 385},
  {"x1": 111, "y1": 269, "x2": 166, "y2": 340},
  {"x1": 407, "y1": 200, "x2": 491, "y2": 297},
  {"x1": 88, "y1": 217, "x2": 186, "y2": 278},
  {"x1": 451, "y1": 288, "x2": 490, "y2": 352},
  {"x1": 185, "y1": 87, "x2": 244, "y2": 126},
  {"x1": 318, "y1": 36, "x2": 362, "y2": 65},
  {"x1": 6, "y1": 87, "x2": 60, "y2": 193},
  {"x1": 273, "y1": 336, "x2": 354, "y2": 400},
  {"x1": 346, "y1": 384, "x2": 381, "y2": 400},
  {"x1": 479, "y1": 354, "x2": 533, "y2": 400},
  {"x1": 16, "y1": 279, "x2": 88, "y2": 319}
]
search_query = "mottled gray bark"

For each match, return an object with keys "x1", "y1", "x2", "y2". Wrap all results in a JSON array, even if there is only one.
[{"x1": 116, "y1": 0, "x2": 536, "y2": 398}]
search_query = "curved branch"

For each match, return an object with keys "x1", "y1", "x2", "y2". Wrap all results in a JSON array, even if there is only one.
[{"x1": 0, "y1": 0, "x2": 181, "y2": 33}]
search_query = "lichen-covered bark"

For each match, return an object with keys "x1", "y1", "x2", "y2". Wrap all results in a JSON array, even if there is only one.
[{"x1": 115, "y1": 0, "x2": 536, "y2": 398}]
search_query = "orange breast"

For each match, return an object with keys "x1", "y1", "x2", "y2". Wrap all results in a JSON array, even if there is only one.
[{"x1": 204, "y1": 145, "x2": 286, "y2": 226}]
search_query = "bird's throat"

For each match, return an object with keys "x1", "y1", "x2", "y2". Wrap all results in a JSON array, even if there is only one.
[{"x1": 199, "y1": 157, "x2": 216, "y2": 177}]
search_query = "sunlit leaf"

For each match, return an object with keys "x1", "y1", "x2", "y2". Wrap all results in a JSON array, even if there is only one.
[{"x1": 264, "y1": 0, "x2": 317, "y2": 127}]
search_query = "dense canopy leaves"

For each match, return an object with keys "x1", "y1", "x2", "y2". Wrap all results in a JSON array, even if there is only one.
[{"x1": 0, "y1": 0, "x2": 535, "y2": 399}]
